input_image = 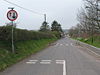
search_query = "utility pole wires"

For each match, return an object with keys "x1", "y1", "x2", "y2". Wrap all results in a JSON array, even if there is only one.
[{"x1": 3, "y1": 0, "x2": 44, "y2": 15}]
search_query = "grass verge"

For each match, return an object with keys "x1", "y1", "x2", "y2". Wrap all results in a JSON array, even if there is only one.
[
  {"x1": 75, "y1": 36, "x2": 100, "y2": 48},
  {"x1": 0, "y1": 38, "x2": 57, "y2": 71}
]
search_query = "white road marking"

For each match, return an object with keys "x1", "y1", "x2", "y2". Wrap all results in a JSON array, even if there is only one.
[
  {"x1": 55, "y1": 43, "x2": 60, "y2": 46},
  {"x1": 56, "y1": 43, "x2": 59, "y2": 45},
  {"x1": 63, "y1": 60, "x2": 66, "y2": 75},
  {"x1": 71, "y1": 43, "x2": 73, "y2": 46},
  {"x1": 86, "y1": 48, "x2": 100, "y2": 57},
  {"x1": 66, "y1": 44, "x2": 68, "y2": 46},
  {"x1": 56, "y1": 60, "x2": 66, "y2": 75},
  {"x1": 26, "y1": 60, "x2": 38, "y2": 64},
  {"x1": 40, "y1": 62, "x2": 51, "y2": 64},
  {"x1": 60, "y1": 44, "x2": 63, "y2": 46},
  {"x1": 40, "y1": 60, "x2": 52, "y2": 64},
  {"x1": 55, "y1": 43, "x2": 69, "y2": 47},
  {"x1": 26, "y1": 62, "x2": 36, "y2": 64},
  {"x1": 26, "y1": 59, "x2": 67, "y2": 75}
]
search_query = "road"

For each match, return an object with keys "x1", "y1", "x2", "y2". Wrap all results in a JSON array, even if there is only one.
[{"x1": 0, "y1": 38, "x2": 100, "y2": 75}]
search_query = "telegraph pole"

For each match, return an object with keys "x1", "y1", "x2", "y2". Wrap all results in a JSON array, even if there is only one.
[{"x1": 44, "y1": 14, "x2": 46, "y2": 22}]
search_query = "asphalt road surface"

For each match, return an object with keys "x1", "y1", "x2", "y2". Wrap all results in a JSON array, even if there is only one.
[{"x1": 0, "y1": 37, "x2": 100, "y2": 75}]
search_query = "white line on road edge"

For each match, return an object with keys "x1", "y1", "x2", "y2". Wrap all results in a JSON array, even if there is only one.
[
  {"x1": 86, "y1": 48, "x2": 100, "y2": 57},
  {"x1": 56, "y1": 60, "x2": 66, "y2": 75}
]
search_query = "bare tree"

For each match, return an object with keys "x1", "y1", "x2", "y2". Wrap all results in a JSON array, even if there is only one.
[{"x1": 69, "y1": 0, "x2": 100, "y2": 43}]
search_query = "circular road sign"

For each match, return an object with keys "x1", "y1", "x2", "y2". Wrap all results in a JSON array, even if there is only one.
[{"x1": 7, "y1": 10, "x2": 18, "y2": 21}]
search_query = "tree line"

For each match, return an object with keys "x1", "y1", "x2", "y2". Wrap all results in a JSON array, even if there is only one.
[{"x1": 69, "y1": 0, "x2": 100, "y2": 43}]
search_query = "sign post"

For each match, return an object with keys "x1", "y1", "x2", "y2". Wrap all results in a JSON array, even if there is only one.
[{"x1": 7, "y1": 8, "x2": 18, "y2": 53}]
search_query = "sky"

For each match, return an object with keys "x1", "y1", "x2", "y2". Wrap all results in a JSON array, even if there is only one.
[{"x1": 0, "y1": 0, "x2": 83, "y2": 30}]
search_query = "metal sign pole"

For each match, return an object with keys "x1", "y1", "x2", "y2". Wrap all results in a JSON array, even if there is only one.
[
  {"x1": 8, "y1": 7, "x2": 15, "y2": 53},
  {"x1": 7, "y1": 7, "x2": 18, "y2": 53},
  {"x1": 12, "y1": 21, "x2": 15, "y2": 53}
]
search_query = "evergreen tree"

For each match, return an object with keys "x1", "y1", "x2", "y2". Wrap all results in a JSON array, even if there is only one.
[
  {"x1": 39, "y1": 21, "x2": 50, "y2": 32},
  {"x1": 51, "y1": 20, "x2": 63, "y2": 32}
]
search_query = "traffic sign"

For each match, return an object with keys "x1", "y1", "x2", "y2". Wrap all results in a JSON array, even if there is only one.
[{"x1": 7, "y1": 10, "x2": 18, "y2": 21}]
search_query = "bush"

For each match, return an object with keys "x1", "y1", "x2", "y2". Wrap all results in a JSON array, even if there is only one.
[{"x1": 0, "y1": 26, "x2": 55, "y2": 42}]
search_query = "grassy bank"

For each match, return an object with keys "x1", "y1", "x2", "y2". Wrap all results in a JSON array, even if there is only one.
[
  {"x1": 76, "y1": 36, "x2": 100, "y2": 48},
  {"x1": 0, "y1": 38, "x2": 57, "y2": 71}
]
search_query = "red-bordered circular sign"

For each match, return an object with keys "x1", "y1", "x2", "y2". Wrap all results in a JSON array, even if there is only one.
[{"x1": 7, "y1": 10, "x2": 18, "y2": 21}]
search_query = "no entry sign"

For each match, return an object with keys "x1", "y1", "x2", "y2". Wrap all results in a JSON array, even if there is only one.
[{"x1": 7, "y1": 10, "x2": 18, "y2": 21}]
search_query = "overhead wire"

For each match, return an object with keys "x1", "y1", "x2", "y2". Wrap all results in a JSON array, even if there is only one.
[
  {"x1": 0, "y1": 0, "x2": 45, "y2": 32},
  {"x1": 3, "y1": 0, "x2": 44, "y2": 15},
  {"x1": 3, "y1": 0, "x2": 45, "y2": 30}
]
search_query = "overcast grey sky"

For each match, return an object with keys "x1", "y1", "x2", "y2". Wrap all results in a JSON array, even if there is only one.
[{"x1": 0, "y1": 0, "x2": 83, "y2": 30}]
